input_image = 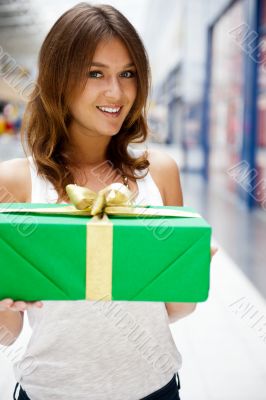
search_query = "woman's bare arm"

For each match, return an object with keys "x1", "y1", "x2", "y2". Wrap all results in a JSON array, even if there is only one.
[
  {"x1": 148, "y1": 150, "x2": 197, "y2": 324},
  {"x1": 0, "y1": 159, "x2": 43, "y2": 346}
]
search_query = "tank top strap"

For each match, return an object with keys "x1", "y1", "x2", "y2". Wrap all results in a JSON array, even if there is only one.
[
  {"x1": 136, "y1": 173, "x2": 164, "y2": 206},
  {"x1": 27, "y1": 155, "x2": 59, "y2": 203}
]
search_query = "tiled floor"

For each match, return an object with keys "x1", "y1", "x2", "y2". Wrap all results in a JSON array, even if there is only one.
[
  {"x1": 172, "y1": 243, "x2": 266, "y2": 400},
  {"x1": 1, "y1": 138, "x2": 266, "y2": 399}
]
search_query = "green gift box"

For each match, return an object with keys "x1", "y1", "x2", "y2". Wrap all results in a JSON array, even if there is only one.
[{"x1": 0, "y1": 202, "x2": 211, "y2": 302}]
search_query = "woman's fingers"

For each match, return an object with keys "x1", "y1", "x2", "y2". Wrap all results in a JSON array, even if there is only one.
[
  {"x1": 0, "y1": 299, "x2": 43, "y2": 312},
  {"x1": 9, "y1": 301, "x2": 29, "y2": 312},
  {"x1": 211, "y1": 246, "x2": 218, "y2": 259},
  {"x1": 26, "y1": 301, "x2": 43, "y2": 309},
  {"x1": 10, "y1": 301, "x2": 43, "y2": 312},
  {"x1": 0, "y1": 298, "x2": 13, "y2": 311}
]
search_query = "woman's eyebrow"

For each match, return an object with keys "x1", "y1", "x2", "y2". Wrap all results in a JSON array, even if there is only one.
[{"x1": 90, "y1": 62, "x2": 135, "y2": 68}]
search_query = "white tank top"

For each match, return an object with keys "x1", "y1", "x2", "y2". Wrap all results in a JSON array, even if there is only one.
[{"x1": 13, "y1": 147, "x2": 182, "y2": 400}]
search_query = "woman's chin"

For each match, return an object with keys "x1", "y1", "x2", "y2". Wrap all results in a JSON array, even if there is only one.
[{"x1": 99, "y1": 128, "x2": 121, "y2": 137}]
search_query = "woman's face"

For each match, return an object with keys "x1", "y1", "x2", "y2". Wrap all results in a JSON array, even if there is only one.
[{"x1": 69, "y1": 37, "x2": 137, "y2": 138}]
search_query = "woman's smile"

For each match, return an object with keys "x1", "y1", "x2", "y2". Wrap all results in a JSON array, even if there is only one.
[{"x1": 96, "y1": 105, "x2": 123, "y2": 118}]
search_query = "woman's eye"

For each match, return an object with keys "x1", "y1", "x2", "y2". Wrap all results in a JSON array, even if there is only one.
[
  {"x1": 87, "y1": 70, "x2": 136, "y2": 79},
  {"x1": 121, "y1": 70, "x2": 136, "y2": 78},
  {"x1": 87, "y1": 71, "x2": 102, "y2": 78}
]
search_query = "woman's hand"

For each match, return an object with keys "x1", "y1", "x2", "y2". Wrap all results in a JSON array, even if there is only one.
[
  {"x1": 211, "y1": 245, "x2": 218, "y2": 259},
  {"x1": 0, "y1": 298, "x2": 43, "y2": 346},
  {"x1": 0, "y1": 298, "x2": 43, "y2": 312}
]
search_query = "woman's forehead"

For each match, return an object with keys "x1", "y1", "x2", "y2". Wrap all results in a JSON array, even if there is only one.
[{"x1": 91, "y1": 37, "x2": 134, "y2": 66}]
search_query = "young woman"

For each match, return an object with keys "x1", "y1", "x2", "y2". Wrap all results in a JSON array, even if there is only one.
[{"x1": 0, "y1": 3, "x2": 204, "y2": 399}]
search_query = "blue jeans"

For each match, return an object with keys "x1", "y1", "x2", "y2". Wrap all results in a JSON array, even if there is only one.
[{"x1": 13, "y1": 373, "x2": 181, "y2": 400}]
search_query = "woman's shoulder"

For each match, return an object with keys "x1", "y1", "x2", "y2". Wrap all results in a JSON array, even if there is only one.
[
  {"x1": 0, "y1": 157, "x2": 31, "y2": 203},
  {"x1": 130, "y1": 146, "x2": 180, "y2": 174},
  {"x1": 147, "y1": 148, "x2": 183, "y2": 206},
  {"x1": 147, "y1": 148, "x2": 179, "y2": 173}
]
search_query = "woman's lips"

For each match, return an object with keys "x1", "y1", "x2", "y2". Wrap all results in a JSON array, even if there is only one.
[{"x1": 96, "y1": 106, "x2": 123, "y2": 118}]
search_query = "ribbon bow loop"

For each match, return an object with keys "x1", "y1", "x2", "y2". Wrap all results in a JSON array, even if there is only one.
[{"x1": 66, "y1": 183, "x2": 134, "y2": 216}]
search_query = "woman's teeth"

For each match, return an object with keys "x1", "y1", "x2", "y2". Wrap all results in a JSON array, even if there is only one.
[
  {"x1": 97, "y1": 106, "x2": 122, "y2": 117},
  {"x1": 98, "y1": 106, "x2": 120, "y2": 113},
  {"x1": 97, "y1": 106, "x2": 121, "y2": 114}
]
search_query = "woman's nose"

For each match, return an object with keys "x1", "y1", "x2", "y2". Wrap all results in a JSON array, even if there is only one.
[{"x1": 104, "y1": 77, "x2": 122, "y2": 98}]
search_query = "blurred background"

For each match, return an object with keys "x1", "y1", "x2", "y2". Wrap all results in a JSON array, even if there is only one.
[{"x1": 0, "y1": 0, "x2": 266, "y2": 399}]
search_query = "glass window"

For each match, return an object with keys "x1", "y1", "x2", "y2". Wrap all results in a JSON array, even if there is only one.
[{"x1": 210, "y1": 1, "x2": 245, "y2": 194}]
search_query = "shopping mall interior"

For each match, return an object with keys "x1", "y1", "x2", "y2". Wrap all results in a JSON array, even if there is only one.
[{"x1": 0, "y1": 0, "x2": 266, "y2": 399}]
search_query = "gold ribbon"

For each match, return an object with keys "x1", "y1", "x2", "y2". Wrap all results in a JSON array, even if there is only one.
[
  {"x1": 0, "y1": 183, "x2": 201, "y2": 301},
  {"x1": 86, "y1": 213, "x2": 113, "y2": 300},
  {"x1": 66, "y1": 183, "x2": 135, "y2": 216}
]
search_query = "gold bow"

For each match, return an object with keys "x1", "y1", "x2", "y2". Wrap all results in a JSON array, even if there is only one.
[
  {"x1": 65, "y1": 182, "x2": 135, "y2": 216},
  {"x1": 64, "y1": 183, "x2": 200, "y2": 219}
]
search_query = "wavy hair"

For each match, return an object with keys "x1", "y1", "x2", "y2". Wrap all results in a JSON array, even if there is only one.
[{"x1": 21, "y1": 2, "x2": 151, "y2": 202}]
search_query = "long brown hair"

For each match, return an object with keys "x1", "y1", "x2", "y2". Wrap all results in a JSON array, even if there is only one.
[{"x1": 21, "y1": 2, "x2": 151, "y2": 203}]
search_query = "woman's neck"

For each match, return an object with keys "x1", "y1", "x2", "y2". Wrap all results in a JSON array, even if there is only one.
[{"x1": 66, "y1": 123, "x2": 112, "y2": 167}]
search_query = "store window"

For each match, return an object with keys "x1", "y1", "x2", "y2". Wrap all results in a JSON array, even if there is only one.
[
  {"x1": 256, "y1": 1, "x2": 266, "y2": 208},
  {"x1": 209, "y1": 0, "x2": 245, "y2": 194}
]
